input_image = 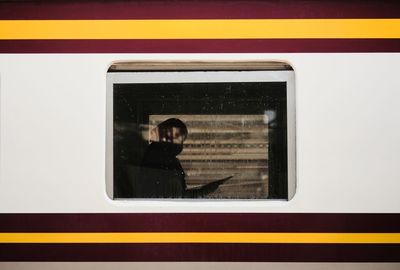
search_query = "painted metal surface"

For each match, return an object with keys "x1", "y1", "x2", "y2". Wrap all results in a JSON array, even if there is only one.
[{"x1": 0, "y1": 0, "x2": 399, "y2": 263}]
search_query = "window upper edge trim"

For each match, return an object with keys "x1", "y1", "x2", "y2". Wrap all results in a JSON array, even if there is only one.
[{"x1": 108, "y1": 61, "x2": 293, "y2": 72}]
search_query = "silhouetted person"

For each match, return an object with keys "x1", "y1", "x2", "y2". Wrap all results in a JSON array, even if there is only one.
[{"x1": 135, "y1": 118, "x2": 231, "y2": 198}]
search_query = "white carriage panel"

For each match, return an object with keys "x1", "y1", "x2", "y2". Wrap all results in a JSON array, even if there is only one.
[{"x1": 0, "y1": 53, "x2": 398, "y2": 212}]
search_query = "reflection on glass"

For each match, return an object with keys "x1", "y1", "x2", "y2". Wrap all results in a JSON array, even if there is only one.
[
  {"x1": 149, "y1": 115, "x2": 268, "y2": 199},
  {"x1": 113, "y1": 82, "x2": 287, "y2": 199},
  {"x1": 135, "y1": 118, "x2": 231, "y2": 198}
]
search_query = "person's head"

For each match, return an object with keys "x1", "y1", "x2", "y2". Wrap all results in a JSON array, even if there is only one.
[{"x1": 152, "y1": 118, "x2": 188, "y2": 145}]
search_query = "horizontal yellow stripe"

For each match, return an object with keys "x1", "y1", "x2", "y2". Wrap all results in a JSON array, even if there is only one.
[
  {"x1": 0, "y1": 233, "x2": 399, "y2": 244},
  {"x1": 0, "y1": 19, "x2": 399, "y2": 39}
]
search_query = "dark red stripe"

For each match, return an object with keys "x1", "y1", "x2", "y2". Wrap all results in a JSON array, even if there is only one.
[
  {"x1": 0, "y1": 213, "x2": 399, "y2": 233},
  {"x1": 0, "y1": 0, "x2": 399, "y2": 20},
  {"x1": 0, "y1": 243, "x2": 399, "y2": 262},
  {"x1": 0, "y1": 39, "x2": 399, "y2": 53}
]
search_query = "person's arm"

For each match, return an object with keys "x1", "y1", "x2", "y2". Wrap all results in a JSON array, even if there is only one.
[{"x1": 183, "y1": 176, "x2": 233, "y2": 198}]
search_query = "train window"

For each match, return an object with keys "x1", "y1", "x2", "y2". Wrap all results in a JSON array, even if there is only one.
[{"x1": 106, "y1": 62, "x2": 295, "y2": 200}]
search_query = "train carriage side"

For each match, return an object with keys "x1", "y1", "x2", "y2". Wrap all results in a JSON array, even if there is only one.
[{"x1": 0, "y1": 1, "x2": 399, "y2": 269}]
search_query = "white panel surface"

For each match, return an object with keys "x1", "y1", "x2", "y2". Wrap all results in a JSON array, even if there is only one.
[{"x1": 0, "y1": 53, "x2": 399, "y2": 212}]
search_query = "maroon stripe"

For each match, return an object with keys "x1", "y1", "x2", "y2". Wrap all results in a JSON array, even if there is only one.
[
  {"x1": 0, "y1": 243, "x2": 399, "y2": 262},
  {"x1": 0, "y1": 0, "x2": 399, "y2": 20},
  {"x1": 0, "y1": 213, "x2": 399, "y2": 233},
  {"x1": 0, "y1": 39, "x2": 399, "y2": 53}
]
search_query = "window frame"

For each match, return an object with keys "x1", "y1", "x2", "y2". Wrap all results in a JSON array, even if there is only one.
[{"x1": 106, "y1": 61, "x2": 296, "y2": 201}]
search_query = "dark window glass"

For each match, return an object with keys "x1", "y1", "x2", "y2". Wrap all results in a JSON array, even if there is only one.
[{"x1": 113, "y1": 82, "x2": 287, "y2": 199}]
